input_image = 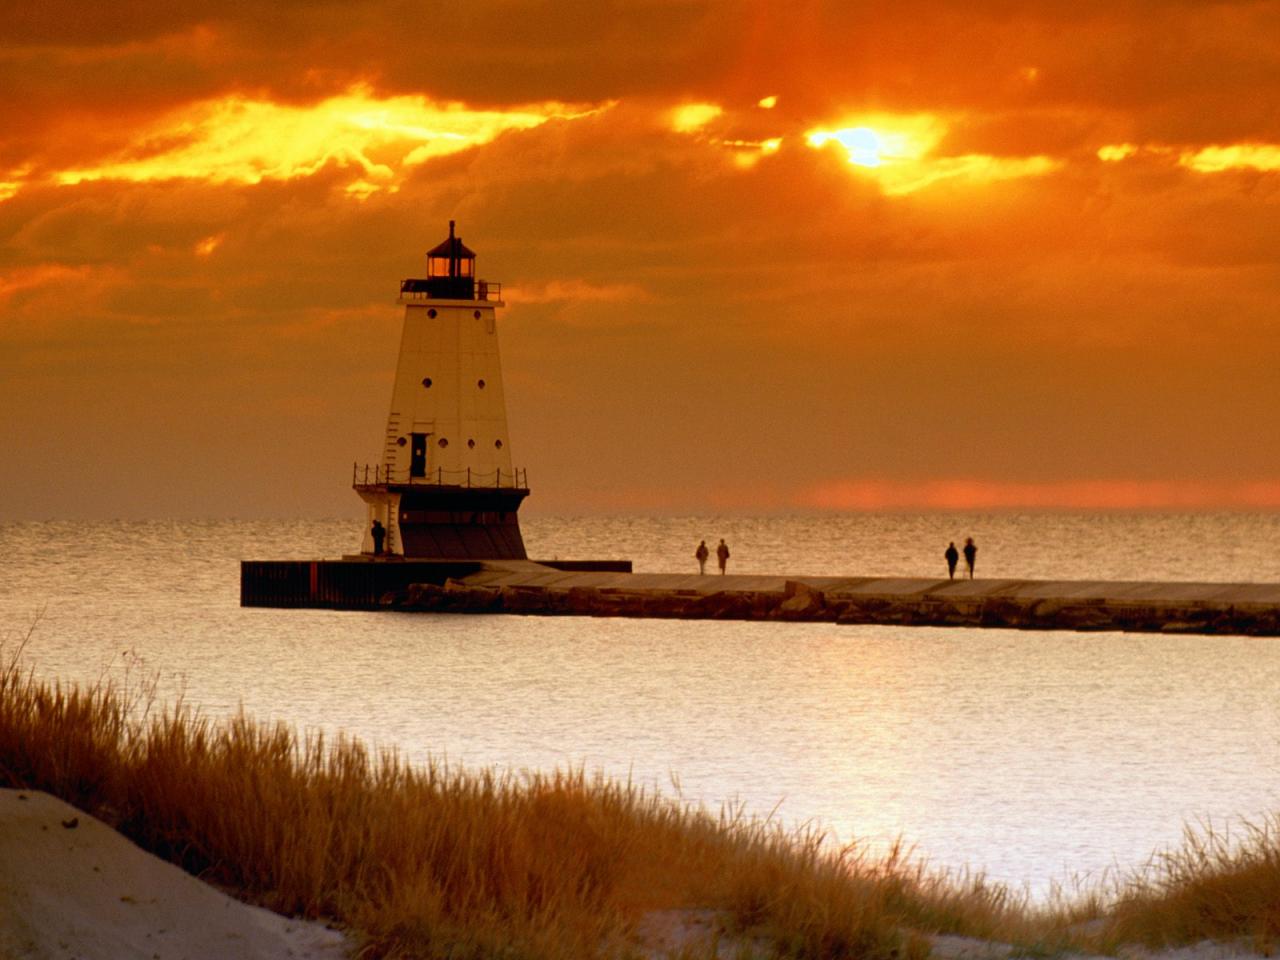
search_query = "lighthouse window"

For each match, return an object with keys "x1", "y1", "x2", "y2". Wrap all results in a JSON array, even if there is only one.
[
  {"x1": 467, "y1": 439, "x2": 476, "y2": 448},
  {"x1": 422, "y1": 378, "x2": 432, "y2": 388},
  {"x1": 473, "y1": 310, "x2": 481, "y2": 319},
  {"x1": 438, "y1": 437, "x2": 449, "y2": 448},
  {"x1": 495, "y1": 439, "x2": 504, "y2": 449},
  {"x1": 396, "y1": 437, "x2": 407, "y2": 446},
  {"x1": 427, "y1": 309, "x2": 437, "y2": 319},
  {"x1": 477, "y1": 379, "x2": 486, "y2": 389}
]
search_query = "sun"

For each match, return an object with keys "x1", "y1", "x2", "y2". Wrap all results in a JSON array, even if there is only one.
[
  {"x1": 803, "y1": 112, "x2": 1058, "y2": 195},
  {"x1": 807, "y1": 126, "x2": 886, "y2": 167},
  {"x1": 806, "y1": 116, "x2": 940, "y2": 169}
]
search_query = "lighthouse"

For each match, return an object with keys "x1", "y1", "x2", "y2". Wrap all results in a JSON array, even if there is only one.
[{"x1": 353, "y1": 222, "x2": 530, "y2": 559}]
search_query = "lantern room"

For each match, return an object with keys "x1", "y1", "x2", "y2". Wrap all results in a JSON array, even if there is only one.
[{"x1": 421, "y1": 220, "x2": 476, "y2": 299}]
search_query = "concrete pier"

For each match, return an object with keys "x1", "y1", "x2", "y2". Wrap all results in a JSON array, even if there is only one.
[{"x1": 241, "y1": 560, "x2": 1280, "y2": 636}]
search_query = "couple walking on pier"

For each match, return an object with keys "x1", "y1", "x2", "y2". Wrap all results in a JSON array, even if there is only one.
[
  {"x1": 695, "y1": 539, "x2": 730, "y2": 575},
  {"x1": 945, "y1": 538, "x2": 977, "y2": 579}
]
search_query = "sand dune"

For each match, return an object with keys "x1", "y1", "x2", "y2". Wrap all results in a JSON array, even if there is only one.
[
  {"x1": 0, "y1": 788, "x2": 1268, "y2": 960},
  {"x1": 0, "y1": 790, "x2": 351, "y2": 960}
]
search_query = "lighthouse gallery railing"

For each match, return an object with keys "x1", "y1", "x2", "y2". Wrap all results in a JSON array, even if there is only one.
[
  {"x1": 352, "y1": 463, "x2": 528, "y2": 490},
  {"x1": 398, "y1": 279, "x2": 503, "y2": 301}
]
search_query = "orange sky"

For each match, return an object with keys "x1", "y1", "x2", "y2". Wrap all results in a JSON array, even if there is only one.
[{"x1": 3, "y1": 1, "x2": 1280, "y2": 518}]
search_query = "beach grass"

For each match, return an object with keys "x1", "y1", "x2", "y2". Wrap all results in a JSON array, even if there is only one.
[
  {"x1": 1099, "y1": 818, "x2": 1280, "y2": 954},
  {"x1": 0, "y1": 641, "x2": 1274, "y2": 958}
]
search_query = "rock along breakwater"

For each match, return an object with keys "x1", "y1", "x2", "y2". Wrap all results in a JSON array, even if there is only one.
[{"x1": 377, "y1": 564, "x2": 1280, "y2": 636}]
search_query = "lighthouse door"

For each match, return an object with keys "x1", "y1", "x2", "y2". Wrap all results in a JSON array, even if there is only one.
[{"x1": 409, "y1": 433, "x2": 428, "y2": 478}]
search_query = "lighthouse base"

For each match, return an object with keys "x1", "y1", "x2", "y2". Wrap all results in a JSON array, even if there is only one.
[{"x1": 355, "y1": 482, "x2": 530, "y2": 560}]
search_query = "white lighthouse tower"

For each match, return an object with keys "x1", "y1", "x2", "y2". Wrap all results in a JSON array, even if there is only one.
[{"x1": 353, "y1": 222, "x2": 530, "y2": 559}]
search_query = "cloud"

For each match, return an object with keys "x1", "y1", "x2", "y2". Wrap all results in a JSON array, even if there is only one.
[
  {"x1": 801, "y1": 479, "x2": 1280, "y2": 511},
  {"x1": 1098, "y1": 140, "x2": 1280, "y2": 175},
  {"x1": 1180, "y1": 143, "x2": 1280, "y2": 173},
  {"x1": 4, "y1": 86, "x2": 596, "y2": 201},
  {"x1": 3, "y1": 1, "x2": 1280, "y2": 518},
  {"x1": 806, "y1": 114, "x2": 1062, "y2": 195},
  {"x1": 670, "y1": 103, "x2": 724, "y2": 133},
  {"x1": 510, "y1": 279, "x2": 652, "y2": 305}
]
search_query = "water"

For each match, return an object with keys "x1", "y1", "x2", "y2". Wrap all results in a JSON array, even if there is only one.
[{"x1": 2, "y1": 513, "x2": 1280, "y2": 897}]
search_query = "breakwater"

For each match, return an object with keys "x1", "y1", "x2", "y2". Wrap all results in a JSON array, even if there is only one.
[{"x1": 241, "y1": 559, "x2": 1280, "y2": 635}]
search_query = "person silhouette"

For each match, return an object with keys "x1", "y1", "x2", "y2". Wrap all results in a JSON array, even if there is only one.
[
  {"x1": 716, "y1": 539, "x2": 730, "y2": 574},
  {"x1": 371, "y1": 519, "x2": 386, "y2": 555},
  {"x1": 695, "y1": 539, "x2": 710, "y2": 574},
  {"x1": 962, "y1": 537, "x2": 977, "y2": 579},
  {"x1": 944, "y1": 541, "x2": 959, "y2": 579}
]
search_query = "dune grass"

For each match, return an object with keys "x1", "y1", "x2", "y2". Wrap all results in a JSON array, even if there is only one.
[
  {"x1": 0, "y1": 638, "x2": 1274, "y2": 959},
  {"x1": 1098, "y1": 818, "x2": 1280, "y2": 954}
]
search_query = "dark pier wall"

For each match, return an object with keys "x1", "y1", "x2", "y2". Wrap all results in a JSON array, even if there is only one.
[
  {"x1": 240, "y1": 561, "x2": 482, "y2": 609},
  {"x1": 240, "y1": 559, "x2": 632, "y2": 609}
]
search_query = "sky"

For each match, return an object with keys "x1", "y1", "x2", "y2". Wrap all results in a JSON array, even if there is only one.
[{"x1": 2, "y1": 0, "x2": 1280, "y2": 518}]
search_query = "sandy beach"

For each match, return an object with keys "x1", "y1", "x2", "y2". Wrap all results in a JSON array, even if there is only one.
[{"x1": 0, "y1": 790, "x2": 351, "y2": 960}]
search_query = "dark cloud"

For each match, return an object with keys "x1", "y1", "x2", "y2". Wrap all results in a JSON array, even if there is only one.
[{"x1": 2, "y1": 0, "x2": 1278, "y2": 179}]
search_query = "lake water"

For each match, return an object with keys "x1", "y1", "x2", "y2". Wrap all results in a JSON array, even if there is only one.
[{"x1": 2, "y1": 513, "x2": 1279, "y2": 898}]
